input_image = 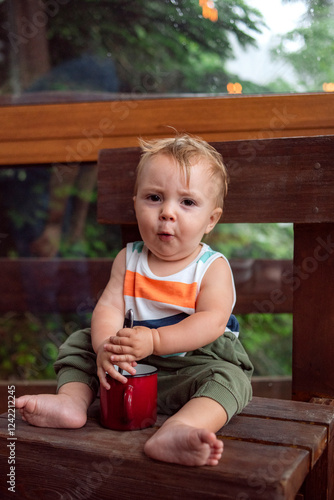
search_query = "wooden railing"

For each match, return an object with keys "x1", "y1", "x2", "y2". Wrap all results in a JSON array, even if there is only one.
[{"x1": 1, "y1": 93, "x2": 334, "y2": 165}]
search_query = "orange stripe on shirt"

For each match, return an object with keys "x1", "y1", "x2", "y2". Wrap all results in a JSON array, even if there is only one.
[{"x1": 123, "y1": 271, "x2": 197, "y2": 309}]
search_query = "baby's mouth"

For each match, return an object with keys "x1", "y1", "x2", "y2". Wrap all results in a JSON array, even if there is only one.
[{"x1": 158, "y1": 232, "x2": 174, "y2": 241}]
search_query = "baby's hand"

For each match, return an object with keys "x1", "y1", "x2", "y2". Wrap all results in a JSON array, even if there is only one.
[
  {"x1": 97, "y1": 341, "x2": 137, "y2": 389},
  {"x1": 105, "y1": 326, "x2": 154, "y2": 364}
]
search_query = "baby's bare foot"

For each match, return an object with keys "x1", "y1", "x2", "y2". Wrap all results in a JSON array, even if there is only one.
[
  {"x1": 144, "y1": 421, "x2": 223, "y2": 466},
  {"x1": 15, "y1": 393, "x2": 88, "y2": 429}
]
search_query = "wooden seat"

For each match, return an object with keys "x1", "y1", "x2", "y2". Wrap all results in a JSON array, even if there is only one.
[
  {"x1": 1, "y1": 135, "x2": 334, "y2": 499},
  {"x1": 1, "y1": 397, "x2": 333, "y2": 499}
]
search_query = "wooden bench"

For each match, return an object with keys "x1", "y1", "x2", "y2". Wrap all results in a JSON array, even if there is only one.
[
  {"x1": 0, "y1": 257, "x2": 292, "y2": 315},
  {"x1": 1, "y1": 134, "x2": 334, "y2": 499}
]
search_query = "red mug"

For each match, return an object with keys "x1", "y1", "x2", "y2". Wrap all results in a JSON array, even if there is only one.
[{"x1": 100, "y1": 364, "x2": 158, "y2": 431}]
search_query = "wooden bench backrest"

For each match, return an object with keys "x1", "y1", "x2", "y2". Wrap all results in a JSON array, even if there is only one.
[
  {"x1": 98, "y1": 135, "x2": 334, "y2": 402},
  {"x1": 98, "y1": 135, "x2": 334, "y2": 225}
]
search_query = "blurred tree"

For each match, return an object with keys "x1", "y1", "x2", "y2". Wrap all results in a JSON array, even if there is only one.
[
  {"x1": 1, "y1": 0, "x2": 265, "y2": 94},
  {"x1": 207, "y1": 223, "x2": 294, "y2": 260},
  {"x1": 46, "y1": 0, "x2": 266, "y2": 93},
  {"x1": 0, "y1": 0, "x2": 50, "y2": 92},
  {"x1": 271, "y1": 0, "x2": 334, "y2": 91}
]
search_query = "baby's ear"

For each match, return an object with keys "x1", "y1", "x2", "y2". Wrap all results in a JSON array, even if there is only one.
[{"x1": 205, "y1": 207, "x2": 222, "y2": 234}]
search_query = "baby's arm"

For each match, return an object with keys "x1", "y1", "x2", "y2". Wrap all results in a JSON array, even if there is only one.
[
  {"x1": 91, "y1": 248, "x2": 136, "y2": 387},
  {"x1": 109, "y1": 257, "x2": 234, "y2": 361}
]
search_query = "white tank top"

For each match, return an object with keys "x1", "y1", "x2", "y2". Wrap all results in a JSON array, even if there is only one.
[{"x1": 123, "y1": 242, "x2": 238, "y2": 342}]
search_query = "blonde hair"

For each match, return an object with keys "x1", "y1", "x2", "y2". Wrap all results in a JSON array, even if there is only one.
[{"x1": 135, "y1": 134, "x2": 229, "y2": 209}]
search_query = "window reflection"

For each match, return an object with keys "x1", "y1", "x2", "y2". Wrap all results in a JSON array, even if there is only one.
[
  {"x1": 0, "y1": 163, "x2": 120, "y2": 258},
  {"x1": 0, "y1": 0, "x2": 332, "y2": 100},
  {"x1": 0, "y1": 161, "x2": 122, "y2": 351}
]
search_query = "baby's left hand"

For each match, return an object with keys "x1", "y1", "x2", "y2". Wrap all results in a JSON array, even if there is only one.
[{"x1": 105, "y1": 326, "x2": 154, "y2": 362}]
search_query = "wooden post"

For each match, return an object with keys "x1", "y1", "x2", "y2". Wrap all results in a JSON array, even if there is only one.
[{"x1": 292, "y1": 223, "x2": 334, "y2": 401}]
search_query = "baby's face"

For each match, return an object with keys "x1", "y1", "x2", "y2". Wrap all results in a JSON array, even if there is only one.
[{"x1": 133, "y1": 153, "x2": 222, "y2": 267}]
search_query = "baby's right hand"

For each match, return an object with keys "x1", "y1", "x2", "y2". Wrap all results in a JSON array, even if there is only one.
[{"x1": 97, "y1": 341, "x2": 137, "y2": 389}]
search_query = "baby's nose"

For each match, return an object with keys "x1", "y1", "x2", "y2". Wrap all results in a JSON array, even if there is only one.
[{"x1": 159, "y1": 203, "x2": 176, "y2": 221}]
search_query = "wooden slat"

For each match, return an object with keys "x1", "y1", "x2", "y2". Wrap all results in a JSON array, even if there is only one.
[
  {"x1": 233, "y1": 259, "x2": 292, "y2": 314},
  {"x1": 0, "y1": 378, "x2": 292, "y2": 414},
  {"x1": 0, "y1": 258, "x2": 292, "y2": 314},
  {"x1": 0, "y1": 381, "x2": 57, "y2": 414},
  {"x1": 251, "y1": 376, "x2": 292, "y2": 400},
  {"x1": 1, "y1": 93, "x2": 334, "y2": 165},
  {"x1": 242, "y1": 397, "x2": 334, "y2": 433},
  {"x1": 220, "y1": 415, "x2": 327, "y2": 466},
  {"x1": 98, "y1": 135, "x2": 334, "y2": 224},
  {"x1": 292, "y1": 223, "x2": 334, "y2": 402},
  {"x1": 0, "y1": 258, "x2": 111, "y2": 314},
  {"x1": 0, "y1": 377, "x2": 294, "y2": 415}
]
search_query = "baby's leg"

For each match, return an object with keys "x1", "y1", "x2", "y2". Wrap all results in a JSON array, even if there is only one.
[
  {"x1": 144, "y1": 397, "x2": 227, "y2": 466},
  {"x1": 15, "y1": 382, "x2": 94, "y2": 429}
]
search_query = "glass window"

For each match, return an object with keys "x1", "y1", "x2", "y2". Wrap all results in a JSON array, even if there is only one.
[
  {"x1": 0, "y1": 162, "x2": 122, "y2": 381},
  {"x1": 0, "y1": 0, "x2": 333, "y2": 101}
]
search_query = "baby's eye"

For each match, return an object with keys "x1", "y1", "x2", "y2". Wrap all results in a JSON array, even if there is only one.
[
  {"x1": 182, "y1": 199, "x2": 196, "y2": 207},
  {"x1": 148, "y1": 194, "x2": 161, "y2": 202}
]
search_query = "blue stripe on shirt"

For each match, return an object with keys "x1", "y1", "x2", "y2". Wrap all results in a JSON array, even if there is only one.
[{"x1": 134, "y1": 312, "x2": 239, "y2": 333}]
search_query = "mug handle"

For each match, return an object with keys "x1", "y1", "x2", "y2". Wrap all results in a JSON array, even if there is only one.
[{"x1": 123, "y1": 385, "x2": 134, "y2": 423}]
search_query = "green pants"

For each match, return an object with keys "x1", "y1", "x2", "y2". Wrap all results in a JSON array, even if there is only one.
[{"x1": 54, "y1": 329, "x2": 253, "y2": 422}]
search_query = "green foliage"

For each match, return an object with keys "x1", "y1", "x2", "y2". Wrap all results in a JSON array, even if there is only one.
[
  {"x1": 45, "y1": 0, "x2": 265, "y2": 93},
  {"x1": 0, "y1": 313, "x2": 62, "y2": 380},
  {"x1": 206, "y1": 222, "x2": 294, "y2": 377},
  {"x1": 60, "y1": 216, "x2": 122, "y2": 258},
  {"x1": 238, "y1": 314, "x2": 292, "y2": 376},
  {"x1": 207, "y1": 223, "x2": 293, "y2": 259},
  {"x1": 0, "y1": 312, "x2": 91, "y2": 380},
  {"x1": 271, "y1": 0, "x2": 334, "y2": 91}
]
